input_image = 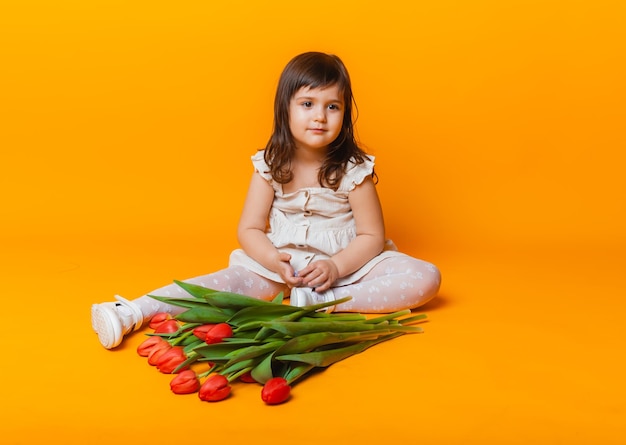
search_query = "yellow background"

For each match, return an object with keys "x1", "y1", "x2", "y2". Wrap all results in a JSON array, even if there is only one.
[{"x1": 1, "y1": 1, "x2": 625, "y2": 444}]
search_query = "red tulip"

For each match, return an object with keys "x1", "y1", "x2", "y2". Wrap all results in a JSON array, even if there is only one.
[
  {"x1": 261, "y1": 377, "x2": 291, "y2": 405},
  {"x1": 170, "y1": 370, "x2": 200, "y2": 394},
  {"x1": 149, "y1": 312, "x2": 172, "y2": 330},
  {"x1": 147, "y1": 341, "x2": 171, "y2": 366},
  {"x1": 137, "y1": 336, "x2": 167, "y2": 357},
  {"x1": 192, "y1": 324, "x2": 216, "y2": 341},
  {"x1": 204, "y1": 323, "x2": 233, "y2": 344},
  {"x1": 154, "y1": 319, "x2": 180, "y2": 334},
  {"x1": 156, "y1": 346, "x2": 188, "y2": 374},
  {"x1": 198, "y1": 374, "x2": 231, "y2": 402},
  {"x1": 239, "y1": 371, "x2": 257, "y2": 383}
]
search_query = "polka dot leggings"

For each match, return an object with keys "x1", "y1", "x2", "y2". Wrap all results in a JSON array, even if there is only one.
[
  {"x1": 333, "y1": 255, "x2": 441, "y2": 313},
  {"x1": 130, "y1": 256, "x2": 441, "y2": 320}
]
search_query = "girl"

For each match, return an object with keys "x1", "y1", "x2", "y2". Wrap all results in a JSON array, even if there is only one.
[{"x1": 92, "y1": 52, "x2": 441, "y2": 349}]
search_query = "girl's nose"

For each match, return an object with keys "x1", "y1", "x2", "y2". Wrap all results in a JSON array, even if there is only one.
[{"x1": 314, "y1": 108, "x2": 326, "y2": 122}]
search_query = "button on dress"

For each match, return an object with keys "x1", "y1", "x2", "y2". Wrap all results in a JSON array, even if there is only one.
[{"x1": 229, "y1": 150, "x2": 403, "y2": 285}]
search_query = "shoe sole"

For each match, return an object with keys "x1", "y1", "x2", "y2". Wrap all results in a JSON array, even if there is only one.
[{"x1": 91, "y1": 304, "x2": 123, "y2": 349}]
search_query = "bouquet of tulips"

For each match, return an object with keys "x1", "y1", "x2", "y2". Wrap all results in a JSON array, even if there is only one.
[{"x1": 136, "y1": 280, "x2": 427, "y2": 405}]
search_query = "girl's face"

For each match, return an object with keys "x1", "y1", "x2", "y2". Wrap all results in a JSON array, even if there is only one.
[{"x1": 288, "y1": 84, "x2": 344, "y2": 153}]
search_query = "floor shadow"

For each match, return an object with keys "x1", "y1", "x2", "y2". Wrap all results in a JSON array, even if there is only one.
[{"x1": 416, "y1": 293, "x2": 451, "y2": 312}]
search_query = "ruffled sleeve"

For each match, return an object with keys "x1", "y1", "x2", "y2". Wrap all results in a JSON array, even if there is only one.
[
  {"x1": 251, "y1": 150, "x2": 273, "y2": 182},
  {"x1": 340, "y1": 155, "x2": 375, "y2": 192}
]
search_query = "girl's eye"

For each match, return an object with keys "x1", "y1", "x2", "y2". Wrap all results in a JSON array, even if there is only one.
[
  {"x1": 328, "y1": 104, "x2": 341, "y2": 110},
  {"x1": 303, "y1": 101, "x2": 312, "y2": 108}
]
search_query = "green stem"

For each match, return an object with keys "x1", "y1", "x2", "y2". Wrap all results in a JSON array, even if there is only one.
[
  {"x1": 198, "y1": 363, "x2": 221, "y2": 379},
  {"x1": 363, "y1": 310, "x2": 411, "y2": 324},
  {"x1": 170, "y1": 329, "x2": 196, "y2": 346},
  {"x1": 398, "y1": 314, "x2": 428, "y2": 325},
  {"x1": 226, "y1": 367, "x2": 254, "y2": 382}
]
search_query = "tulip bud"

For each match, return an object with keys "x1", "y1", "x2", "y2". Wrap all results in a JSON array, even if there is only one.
[
  {"x1": 198, "y1": 374, "x2": 231, "y2": 402},
  {"x1": 239, "y1": 371, "x2": 257, "y2": 383},
  {"x1": 170, "y1": 370, "x2": 200, "y2": 394},
  {"x1": 137, "y1": 336, "x2": 167, "y2": 357},
  {"x1": 261, "y1": 377, "x2": 291, "y2": 405},
  {"x1": 147, "y1": 341, "x2": 171, "y2": 366},
  {"x1": 156, "y1": 346, "x2": 188, "y2": 374},
  {"x1": 154, "y1": 319, "x2": 180, "y2": 334},
  {"x1": 192, "y1": 324, "x2": 216, "y2": 341},
  {"x1": 204, "y1": 323, "x2": 233, "y2": 344},
  {"x1": 149, "y1": 312, "x2": 172, "y2": 330}
]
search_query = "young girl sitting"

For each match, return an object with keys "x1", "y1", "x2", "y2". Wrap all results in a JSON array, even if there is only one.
[{"x1": 92, "y1": 51, "x2": 441, "y2": 349}]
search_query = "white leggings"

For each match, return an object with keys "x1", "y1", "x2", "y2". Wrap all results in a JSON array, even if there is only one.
[{"x1": 132, "y1": 255, "x2": 441, "y2": 320}]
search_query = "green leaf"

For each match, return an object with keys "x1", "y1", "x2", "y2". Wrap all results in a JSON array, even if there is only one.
[
  {"x1": 252, "y1": 307, "x2": 316, "y2": 341},
  {"x1": 229, "y1": 304, "x2": 302, "y2": 328},
  {"x1": 204, "y1": 292, "x2": 281, "y2": 309},
  {"x1": 147, "y1": 295, "x2": 211, "y2": 309},
  {"x1": 363, "y1": 310, "x2": 412, "y2": 324},
  {"x1": 275, "y1": 331, "x2": 389, "y2": 356},
  {"x1": 250, "y1": 352, "x2": 276, "y2": 384},
  {"x1": 220, "y1": 357, "x2": 263, "y2": 376},
  {"x1": 174, "y1": 306, "x2": 231, "y2": 323},
  {"x1": 282, "y1": 362, "x2": 316, "y2": 385},
  {"x1": 173, "y1": 280, "x2": 281, "y2": 309},
  {"x1": 276, "y1": 333, "x2": 404, "y2": 367},
  {"x1": 297, "y1": 296, "x2": 353, "y2": 313},
  {"x1": 223, "y1": 340, "x2": 286, "y2": 364},
  {"x1": 179, "y1": 334, "x2": 202, "y2": 346},
  {"x1": 260, "y1": 320, "x2": 382, "y2": 336},
  {"x1": 302, "y1": 313, "x2": 367, "y2": 322},
  {"x1": 225, "y1": 366, "x2": 255, "y2": 383},
  {"x1": 172, "y1": 280, "x2": 220, "y2": 299},
  {"x1": 183, "y1": 339, "x2": 205, "y2": 355},
  {"x1": 222, "y1": 335, "x2": 265, "y2": 342},
  {"x1": 192, "y1": 342, "x2": 260, "y2": 360},
  {"x1": 272, "y1": 292, "x2": 285, "y2": 304}
]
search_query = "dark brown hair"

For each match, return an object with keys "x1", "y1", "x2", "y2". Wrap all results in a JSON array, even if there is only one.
[{"x1": 264, "y1": 52, "x2": 371, "y2": 189}]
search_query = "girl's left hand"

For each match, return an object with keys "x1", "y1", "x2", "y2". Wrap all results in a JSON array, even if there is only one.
[{"x1": 297, "y1": 259, "x2": 339, "y2": 292}]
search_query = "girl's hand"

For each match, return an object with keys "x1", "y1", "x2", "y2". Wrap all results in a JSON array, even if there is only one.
[
  {"x1": 274, "y1": 252, "x2": 302, "y2": 288},
  {"x1": 297, "y1": 259, "x2": 339, "y2": 292}
]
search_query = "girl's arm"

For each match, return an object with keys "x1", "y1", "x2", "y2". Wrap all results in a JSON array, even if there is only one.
[
  {"x1": 298, "y1": 176, "x2": 386, "y2": 291},
  {"x1": 237, "y1": 172, "x2": 302, "y2": 287}
]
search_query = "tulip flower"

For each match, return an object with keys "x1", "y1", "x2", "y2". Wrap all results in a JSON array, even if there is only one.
[
  {"x1": 170, "y1": 370, "x2": 200, "y2": 394},
  {"x1": 192, "y1": 324, "x2": 215, "y2": 341},
  {"x1": 198, "y1": 374, "x2": 231, "y2": 402},
  {"x1": 149, "y1": 312, "x2": 172, "y2": 330},
  {"x1": 148, "y1": 341, "x2": 171, "y2": 366},
  {"x1": 137, "y1": 336, "x2": 167, "y2": 357},
  {"x1": 156, "y1": 346, "x2": 188, "y2": 374},
  {"x1": 204, "y1": 323, "x2": 233, "y2": 344},
  {"x1": 239, "y1": 371, "x2": 257, "y2": 383},
  {"x1": 261, "y1": 377, "x2": 291, "y2": 405},
  {"x1": 154, "y1": 319, "x2": 180, "y2": 334}
]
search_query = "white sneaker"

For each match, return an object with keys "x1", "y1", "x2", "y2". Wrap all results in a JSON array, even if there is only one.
[
  {"x1": 289, "y1": 287, "x2": 337, "y2": 312},
  {"x1": 91, "y1": 295, "x2": 144, "y2": 349}
]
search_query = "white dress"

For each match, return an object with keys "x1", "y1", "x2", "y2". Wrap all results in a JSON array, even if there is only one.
[{"x1": 229, "y1": 150, "x2": 404, "y2": 286}]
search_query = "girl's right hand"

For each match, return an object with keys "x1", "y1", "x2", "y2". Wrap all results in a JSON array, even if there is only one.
[{"x1": 274, "y1": 252, "x2": 302, "y2": 288}]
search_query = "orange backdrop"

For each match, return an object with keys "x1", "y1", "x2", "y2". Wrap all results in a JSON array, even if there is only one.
[
  {"x1": 1, "y1": 1, "x2": 625, "y2": 444},
  {"x1": 3, "y1": 0, "x2": 624, "y2": 253}
]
